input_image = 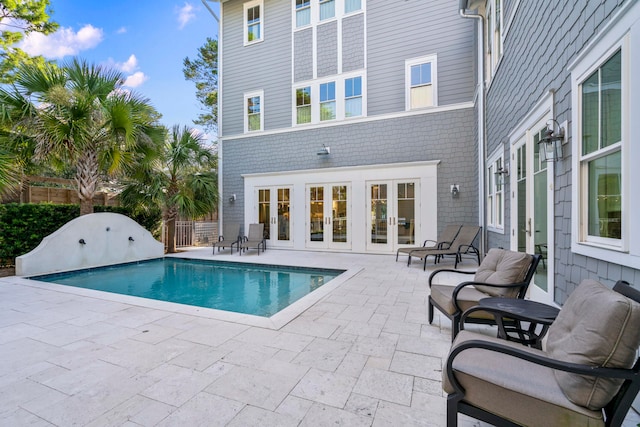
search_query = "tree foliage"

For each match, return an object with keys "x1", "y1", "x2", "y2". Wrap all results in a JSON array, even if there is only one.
[
  {"x1": 0, "y1": 58, "x2": 165, "y2": 215},
  {"x1": 0, "y1": 0, "x2": 59, "y2": 83},
  {"x1": 183, "y1": 37, "x2": 218, "y2": 133},
  {"x1": 120, "y1": 125, "x2": 218, "y2": 253}
]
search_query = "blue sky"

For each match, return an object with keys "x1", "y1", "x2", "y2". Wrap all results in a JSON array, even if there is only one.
[{"x1": 19, "y1": 0, "x2": 220, "y2": 142}]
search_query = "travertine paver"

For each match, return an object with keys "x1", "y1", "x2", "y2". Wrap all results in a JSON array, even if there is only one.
[{"x1": 1, "y1": 249, "x2": 639, "y2": 427}]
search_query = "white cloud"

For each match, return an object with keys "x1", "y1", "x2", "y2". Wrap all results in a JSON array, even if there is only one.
[
  {"x1": 123, "y1": 71, "x2": 147, "y2": 88},
  {"x1": 177, "y1": 3, "x2": 196, "y2": 29},
  {"x1": 119, "y1": 55, "x2": 138, "y2": 73},
  {"x1": 20, "y1": 24, "x2": 103, "y2": 59},
  {"x1": 116, "y1": 27, "x2": 127, "y2": 34}
]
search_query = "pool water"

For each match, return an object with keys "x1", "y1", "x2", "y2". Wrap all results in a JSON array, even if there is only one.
[{"x1": 32, "y1": 258, "x2": 344, "y2": 317}]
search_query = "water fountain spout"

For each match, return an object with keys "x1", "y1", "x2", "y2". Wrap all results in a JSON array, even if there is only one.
[
  {"x1": 128, "y1": 236, "x2": 135, "y2": 242},
  {"x1": 79, "y1": 239, "x2": 86, "y2": 245}
]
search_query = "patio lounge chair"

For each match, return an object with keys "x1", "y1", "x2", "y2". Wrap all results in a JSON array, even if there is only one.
[
  {"x1": 408, "y1": 225, "x2": 481, "y2": 270},
  {"x1": 444, "y1": 279, "x2": 640, "y2": 427},
  {"x1": 396, "y1": 224, "x2": 462, "y2": 266},
  {"x1": 235, "y1": 223, "x2": 266, "y2": 255},
  {"x1": 212, "y1": 223, "x2": 240, "y2": 254},
  {"x1": 428, "y1": 248, "x2": 541, "y2": 341}
]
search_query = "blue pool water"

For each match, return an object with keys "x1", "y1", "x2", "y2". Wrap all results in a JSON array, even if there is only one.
[{"x1": 32, "y1": 258, "x2": 344, "y2": 317}]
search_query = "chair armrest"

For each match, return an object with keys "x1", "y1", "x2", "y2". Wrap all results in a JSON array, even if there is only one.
[
  {"x1": 445, "y1": 339, "x2": 637, "y2": 397},
  {"x1": 451, "y1": 281, "x2": 527, "y2": 312},
  {"x1": 428, "y1": 268, "x2": 476, "y2": 288},
  {"x1": 438, "y1": 240, "x2": 454, "y2": 250},
  {"x1": 422, "y1": 239, "x2": 438, "y2": 248},
  {"x1": 457, "y1": 244, "x2": 477, "y2": 254}
]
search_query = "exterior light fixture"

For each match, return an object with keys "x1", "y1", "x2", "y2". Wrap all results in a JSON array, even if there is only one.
[
  {"x1": 229, "y1": 194, "x2": 236, "y2": 203},
  {"x1": 317, "y1": 144, "x2": 330, "y2": 156},
  {"x1": 538, "y1": 119, "x2": 565, "y2": 162},
  {"x1": 451, "y1": 184, "x2": 460, "y2": 198},
  {"x1": 495, "y1": 165, "x2": 509, "y2": 188}
]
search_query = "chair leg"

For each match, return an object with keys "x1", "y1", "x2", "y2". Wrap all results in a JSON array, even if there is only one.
[
  {"x1": 446, "y1": 395, "x2": 460, "y2": 427},
  {"x1": 428, "y1": 298, "x2": 434, "y2": 324},
  {"x1": 451, "y1": 313, "x2": 461, "y2": 341}
]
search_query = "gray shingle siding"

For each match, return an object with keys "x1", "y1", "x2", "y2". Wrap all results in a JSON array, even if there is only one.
[
  {"x1": 316, "y1": 21, "x2": 338, "y2": 77},
  {"x1": 294, "y1": 29, "x2": 313, "y2": 82},
  {"x1": 342, "y1": 14, "x2": 365, "y2": 72},
  {"x1": 484, "y1": 0, "x2": 630, "y2": 303},
  {"x1": 222, "y1": 108, "x2": 478, "y2": 231}
]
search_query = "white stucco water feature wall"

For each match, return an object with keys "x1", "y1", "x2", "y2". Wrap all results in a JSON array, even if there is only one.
[{"x1": 15, "y1": 212, "x2": 164, "y2": 276}]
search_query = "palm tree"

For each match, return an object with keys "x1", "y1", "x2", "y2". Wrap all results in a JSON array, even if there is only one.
[
  {"x1": 120, "y1": 125, "x2": 218, "y2": 253},
  {"x1": 0, "y1": 58, "x2": 163, "y2": 215}
]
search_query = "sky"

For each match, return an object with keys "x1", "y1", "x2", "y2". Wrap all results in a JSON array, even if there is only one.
[{"x1": 19, "y1": 0, "x2": 221, "y2": 143}]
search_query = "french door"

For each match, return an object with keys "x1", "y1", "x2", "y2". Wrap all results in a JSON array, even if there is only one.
[
  {"x1": 511, "y1": 119, "x2": 554, "y2": 304},
  {"x1": 366, "y1": 180, "x2": 419, "y2": 252},
  {"x1": 256, "y1": 187, "x2": 293, "y2": 248},
  {"x1": 306, "y1": 183, "x2": 351, "y2": 249}
]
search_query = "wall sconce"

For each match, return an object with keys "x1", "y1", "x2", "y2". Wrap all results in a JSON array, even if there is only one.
[
  {"x1": 229, "y1": 194, "x2": 236, "y2": 203},
  {"x1": 317, "y1": 144, "x2": 330, "y2": 156},
  {"x1": 495, "y1": 166, "x2": 509, "y2": 188},
  {"x1": 450, "y1": 184, "x2": 460, "y2": 198},
  {"x1": 538, "y1": 119, "x2": 565, "y2": 162}
]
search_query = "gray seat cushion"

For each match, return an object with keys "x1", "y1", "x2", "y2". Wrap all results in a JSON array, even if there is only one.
[
  {"x1": 430, "y1": 284, "x2": 495, "y2": 319},
  {"x1": 444, "y1": 330, "x2": 606, "y2": 426},
  {"x1": 473, "y1": 249, "x2": 532, "y2": 297},
  {"x1": 546, "y1": 279, "x2": 640, "y2": 410}
]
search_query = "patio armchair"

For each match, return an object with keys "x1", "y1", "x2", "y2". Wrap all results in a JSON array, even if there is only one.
[
  {"x1": 408, "y1": 225, "x2": 481, "y2": 270},
  {"x1": 234, "y1": 223, "x2": 266, "y2": 255},
  {"x1": 428, "y1": 248, "x2": 541, "y2": 341},
  {"x1": 396, "y1": 224, "x2": 461, "y2": 266},
  {"x1": 443, "y1": 279, "x2": 640, "y2": 427},
  {"x1": 212, "y1": 223, "x2": 240, "y2": 254}
]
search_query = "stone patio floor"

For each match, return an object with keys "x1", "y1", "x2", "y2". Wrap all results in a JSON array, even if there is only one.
[{"x1": 1, "y1": 248, "x2": 639, "y2": 426}]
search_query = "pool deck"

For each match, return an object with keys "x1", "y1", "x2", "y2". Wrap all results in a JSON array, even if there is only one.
[{"x1": 1, "y1": 248, "x2": 639, "y2": 426}]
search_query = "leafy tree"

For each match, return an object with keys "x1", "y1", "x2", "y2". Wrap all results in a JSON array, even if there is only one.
[
  {"x1": 0, "y1": 0, "x2": 59, "y2": 83},
  {"x1": 0, "y1": 58, "x2": 164, "y2": 215},
  {"x1": 119, "y1": 125, "x2": 218, "y2": 253},
  {"x1": 183, "y1": 37, "x2": 218, "y2": 133}
]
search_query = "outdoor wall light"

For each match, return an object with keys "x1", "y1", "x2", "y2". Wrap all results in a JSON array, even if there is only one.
[
  {"x1": 495, "y1": 166, "x2": 509, "y2": 187},
  {"x1": 451, "y1": 184, "x2": 460, "y2": 198},
  {"x1": 539, "y1": 119, "x2": 565, "y2": 162},
  {"x1": 317, "y1": 144, "x2": 330, "y2": 156},
  {"x1": 229, "y1": 194, "x2": 236, "y2": 203}
]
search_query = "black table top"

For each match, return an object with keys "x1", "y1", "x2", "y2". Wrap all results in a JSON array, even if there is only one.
[{"x1": 478, "y1": 297, "x2": 560, "y2": 323}]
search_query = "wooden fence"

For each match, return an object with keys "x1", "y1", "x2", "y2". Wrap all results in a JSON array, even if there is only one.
[
  {"x1": 2, "y1": 176, "x2": 119, "y2": 206},
  {"x1": 165, "y1": 221, "x2": 219, "y2": 248}
]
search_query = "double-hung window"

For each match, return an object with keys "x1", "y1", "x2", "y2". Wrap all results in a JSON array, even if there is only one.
[
  {"x1": 345, "y1": 0, "x2": 361, "y2": 14},
  {"x1": 487, "y1": 152, "x2": 505, "y2": 231},
  {"x1": 295, "y1": 0, "x2": 310, "y2": 27},
  {"x1": 579, "y1": 49, "x2": 622, "y2": 244},
  {"x1": 486, "y1": 0, "x2": 503, "y2": 76},
  {"x1": 406, "y1": 55, "x2": 437, "y2": 110},
  {"x1": 319, "y1": 0, "x2": 335, "y2": 21},
  {"x1": 344, "y1": 77, "x2": 362, "y2": 118},
  {"x1": 244, "y1": 0, "x2": 263, "y2": 45},
  {"x1": 320, "y1": 82, "x2": 336, "y2": 121},
  {"x1": 245, "y1": 91, "x2": 263, "y2": 132},
  {"x1": 296, "y1": 86, "x2": 311, "y2": 124}
]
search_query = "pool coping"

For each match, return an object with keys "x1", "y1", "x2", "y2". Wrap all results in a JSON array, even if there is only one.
[{"x1": 10, "y1": 255, "x2": 363, "y2": 330}]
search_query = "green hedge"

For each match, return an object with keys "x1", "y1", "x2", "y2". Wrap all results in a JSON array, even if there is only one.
[{"x1": 0, "y1": 204, "x2": 162, "y2": 266}]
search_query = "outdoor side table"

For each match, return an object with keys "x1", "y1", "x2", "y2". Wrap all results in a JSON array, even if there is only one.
[{"x1": 460, "y1": 298, "x2": 560, "y2": 349}]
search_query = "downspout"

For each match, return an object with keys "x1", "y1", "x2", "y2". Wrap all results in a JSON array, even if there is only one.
[
  {"x1": 459, "y1": 1, "x2": 486, "y2": 257},
  {"x1": 201, "y1": 0, "x2": 223, "y2": 230}
]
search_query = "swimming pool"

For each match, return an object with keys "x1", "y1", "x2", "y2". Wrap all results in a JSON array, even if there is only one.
[{"x1": 32, "y1": 258, "x2": 344, "y2": 317}]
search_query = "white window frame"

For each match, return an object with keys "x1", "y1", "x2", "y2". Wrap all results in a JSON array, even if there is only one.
[
  {"x1": 569, "y1": 0, "x2": 639, "y2": 269},
  {"x1": 295, "y1": 86, "x2": 312, "y2": 124},
  {"x1": 292, "y1": 72, "x2": 366, "y2": 126},
  {"x1": 344, "y1": 76, "x2": 362, "y2": 118},
  {"x1": 319, "y1": 0, "x2": 335, "y2": 22},
  {"x1": 487, "y1": 148, "x2": 505, "y2": 233},
  {"x1": 319, "y1": 81, "x2": 336, "y2": 121},
  {"x1": 244, "y1": 0, "x2": 264, "y2": 46},
  {"x1": 405, "y1": 54, "x2": 438, "y2": 111},
  {"x1": 485, "y1": 0, "x2": 503, "y2": 78},
  {"x1": 244, "y1": 90, "x2": 264, "y2": 133},
  {"x1": 294, "y1": 0, "x2": 311, "y2": 28},
  {"x1": 344, "y1": 0, "x2": 362, "y2": 15}
]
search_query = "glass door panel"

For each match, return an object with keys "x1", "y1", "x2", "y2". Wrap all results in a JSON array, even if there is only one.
[
  {"x1": 397, "y1": 182, "x2": 416, "y2": 245},
  {"x1": 257, "y1": 187, "x2": 293, "y2": 248},
  {"x1": 533, "y1": 129, "x2": 548, "y2": 292},
  {"x1": 258, "y1": 189, "x2": 271, "y2": 240},
  {"x1": 370, "y1": 184, "x2": 388, "y2": 244},
  {"x1": 332, "y1": 185, "x2": 348, "y2": 243},
  {"x1": 309, "y1": 186, "x2": 324, "y2": 242},
  {"x1": 278, "y1": 188, "x2": 290, "y2": 241}
]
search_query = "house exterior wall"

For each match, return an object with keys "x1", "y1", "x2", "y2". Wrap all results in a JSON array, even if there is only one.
[
  {"x1": 219, "y1": 0, "x2": 478, "y2": 252},
  {"x1": 482, "y1": 0, "x2": 640, "y2": 303}
]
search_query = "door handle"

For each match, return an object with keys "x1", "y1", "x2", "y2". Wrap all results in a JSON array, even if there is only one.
[{"x1": 525, "y1": 218, "x2": 532, "y2": 236}]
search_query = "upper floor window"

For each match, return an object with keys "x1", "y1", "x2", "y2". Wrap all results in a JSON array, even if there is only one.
[
  {"x1": 345, "y1": 0, "x2": 362, "y2": 14},
  {"x1": 320, "y1": 81, "x2": 336, "y2": 121},
  {"x1": 245, "y1": 91, "x2": 263, "y2": 132},
  {"x1": 244, "y1": 0, "x2": 263, "y2": 45},
  {"x1": 486, "y1": 0, "x2": 503, "y2": 76},
  {"x1": 345, "y1": 77, "x2": 362, "y2": 118},
  {"x1": 319, "y1": 0, "x2": 335, "y2": 21},
  {"x1": 405, "y1": 54, "x2": 437, "y2": 110},
  {"x1": 296, "y1": 0, "x2": 311, "y2": 27},
  {"x1": 487, "y1": 152, "x2": 505, "y2": 232},
  {"x1": 580, "y1": 49, "x2": 622, "y2": 244},
  {"x1": 296, "y1": 87, "x2": 311, "y2": 124}
]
